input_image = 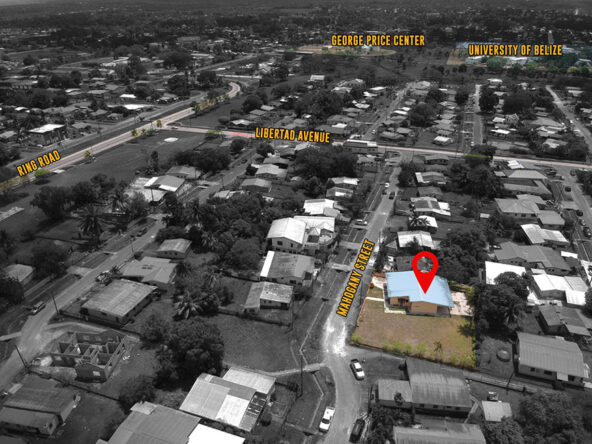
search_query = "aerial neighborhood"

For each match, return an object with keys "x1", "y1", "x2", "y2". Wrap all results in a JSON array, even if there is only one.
[{"x1": 1, "y1": 2, "x2": 592, "y2": 444}]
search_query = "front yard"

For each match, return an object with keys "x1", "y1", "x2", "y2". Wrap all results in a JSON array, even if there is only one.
[{"x1": 352, "y1": 298, "x2": 475, "y2": 368}]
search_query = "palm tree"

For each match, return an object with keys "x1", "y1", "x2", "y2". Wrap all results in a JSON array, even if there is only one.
[
  {"x1": 187, "y1": 200, "x2": 202, "y2": 226},
  {"x1": 174, "y1": 292, "x2": 199, "y2": 319},
  {"x1": 408, "y1": 209, "x2": 427, "y2": 230},
  {"x1": 200, "y1": 231, "x2": 218, "y2": 251},
  {"x1": 176, "y1": 261, "x2": 192, "y2": 278},
  {"x1": 504, "y1": 298, "x2": 524, "y2": 327},
  {"x1": 110, "y1": 187, "x2": 128, "y2": 213},
  {"x1": 79, "y1": 205, "x2": 104, "y2": 246}
]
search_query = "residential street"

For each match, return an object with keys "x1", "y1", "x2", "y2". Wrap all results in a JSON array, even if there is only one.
[
  {"x1": 320, "y1": 162, "x2": 400, "y2": 442},
  {"x1": 0, "y1": 218, "x2": 164, "y2": 390}
]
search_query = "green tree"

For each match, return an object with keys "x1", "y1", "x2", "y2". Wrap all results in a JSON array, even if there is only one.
[
  {"x1": 584, "y1": 288, "x2": 592, "y2": 316},
  {"x1": 157, "y1": 318, "x2": 224, "y2": 380},
  {"x1": 71, "y1": 181, "x2": 98, "y2": 208},
  {"x1": 479, "y1": 88, "x2": 499, "y2": 113},
  {"x1": 31, "y1": 186, "x2": 71, "y2": 221},
  {"x1": 119, "y1": 375, "x2": 155, "y2": 410},
  {"x1": 79, "y1": 206, "x2": 104, "y2": 245},
  {"x1": 0, "y1": 274, "x2": 24, "y2": 305},
  {"x1": 224, "y1": 237, "x2": 261, "y2": 270},
  {"x1": 483, "y1": 418, "x2": 525, "y2": 444},
  {"x1": 127, "y1": 192, "x2": 148, "y2": 219},
  {"x1": 140, "y1": 312, "x2": 170, "y2": 345},
  {"x1": 31, "y1": 241, "x2": 68, "y2": 277}
]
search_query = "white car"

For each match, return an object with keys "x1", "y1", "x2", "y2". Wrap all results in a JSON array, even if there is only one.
[
  {"x1": 384, "y1": 182, "x2": 390, "y2": 188},
  {"x1": 350, "y1": 359, "x2": 365, "y2": 380},
  {"x1": 319, "y1": 407, "x2": 335, "y2": 432}
]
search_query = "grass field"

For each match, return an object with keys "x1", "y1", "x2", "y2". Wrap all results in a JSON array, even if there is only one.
[{"x1": 353, "y1": 298, "x2": 475, "y2": 368}]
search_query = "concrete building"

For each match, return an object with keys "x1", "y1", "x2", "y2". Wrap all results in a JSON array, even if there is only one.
[
  {"x1": 120, "y1": 257, "x2": 177, "y2": 291},
  {"x1": 495, "y1": 198, "x2": 539, "y2": 221},
  {"x1": 3, "y1": 264, "x2": 34, "y2": 286},
  {"x1": 494, "y1": 242, "x2": 571, "y2": 275},
  {"x1": 81, "y1": 279, "x2": 156, "y2": 325},
  {"x1": 376, "y1": 379, "x2": 412, "y2": 409},
  {"x1": 180, "y1": 373, "x2": 266, "y2": 432},
  {"x1": 222, "y1": 367, "x2": 276, "y2": 402},
  {"x1": 410, "y1": 197, "x2": 451, "y2": 218},
  {"x1": 50, "y1": 329, "x2": 131, "y2": 381},
  {"x1": 266, "y1": 216, "x2": 336, "y2": 256},
  {"x1": 397, "y1": 231, "x2": 435, "y2": 250},
  {"x1": 243, "y1": 281, "x2": 293, "y2": 314},
  {"x1": 537, "y1": 305, "x2": 591, "y2": 339},
  {"x1": 260, "y1": 251, "x2": 315, "y2": 288},
  {"x1": 516, "y1": 332, "x2": 589, "y2": 385},
  {"x1": 0, "y1": 386, "x2": 78, "y2": 437},
  {"x1": 156, "y1": 238, "x2": 191, "y2": 259},
  {"x1": 393, "y1": 424, "x2": 485, "y2": 444},
  {"x1": 520, "y1": 224, "x2": 569, "y2": 248},
  {"x1": 385, "y1": 272, "x2": 453, "y2": 316},
  {"x1": 101, "y1": 402, "x2": 202, "y2": 444},
  {"x1": 240, "y1": 178, "x2": 272, "y2": 193},
  {"x1": 166, "y1": 165, "x2": 201, "y2": 180},
  {"x1": 28, "y1": 124, "x2": 66, "y2": 145}
]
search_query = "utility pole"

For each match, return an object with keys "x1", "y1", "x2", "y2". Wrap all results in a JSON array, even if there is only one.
[{"x1": 299, "y1": 353, "x2": 304, "y2": 398}]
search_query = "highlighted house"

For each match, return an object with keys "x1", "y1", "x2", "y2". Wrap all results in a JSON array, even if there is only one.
[{"x1": 385, "y1": 271, "x2": 453, "y2": 316}]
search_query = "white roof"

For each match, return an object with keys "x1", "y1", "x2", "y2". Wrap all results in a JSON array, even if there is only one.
[
  {"x1": 267, "y1": 218, "x2": 307, "y2": 244},
  {"x1": 188, "y1": 424, "x2": 244, "y2": 444},
  {"x1": 293, "y1": 215, "x2": 335, "y2": 233},
  {"x1": 303, "y1": 199, "x2": 338, "y2": 215},
  {"x1": 398, "y1": 231, "x2": 434, "y2": 249},
  {"x1": 484, "y1": 261, "x2": 526, "y2": 284},
  {"x1": 521, "y1": 224, "x2": 568, "y2": 245},
  {"x1": 123, "y1": 104, "x2": 147, "y2": 111},
  {"x1": 330, "y1": 176, "x2": 359, "y2": 186},
  {"x1": 533, "y1": 273, "x2": 587, "y2": 293},
  {"x1": 223, "y1": 367, "x2": 276, "y2": 396},
  {"x1": 29, "y1": 123, "x2": 64, "y2": 133}
]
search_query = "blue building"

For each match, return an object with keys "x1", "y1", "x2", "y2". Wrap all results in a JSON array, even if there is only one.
[{"x1": 385, "y1": 271, "x2": 454, "y2": 316}]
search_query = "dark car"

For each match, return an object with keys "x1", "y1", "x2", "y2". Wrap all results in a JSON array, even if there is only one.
[
  {"x1": 350, "y1": 419, "x2": 365, "y2": 442},
  {"x1": 576, "y1": 209, "x2": 584, "y2": 217},
  {"x1": 584, "y1": 227, "x2": 592, "y2": 238},
  {"x1": 565, "y1": 186, "x2": 572, "y2": 192}
]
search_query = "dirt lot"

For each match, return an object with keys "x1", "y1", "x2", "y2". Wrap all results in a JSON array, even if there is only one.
[{"x1": 353, "y1": 297, "x2": 475, "y2": 368}]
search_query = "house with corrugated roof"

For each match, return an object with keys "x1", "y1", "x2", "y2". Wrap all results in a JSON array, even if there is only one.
[{"x1": 385, "y1": 271, "x2": 453, "y2": 316}]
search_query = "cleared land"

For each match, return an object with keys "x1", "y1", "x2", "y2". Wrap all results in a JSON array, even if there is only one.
[{"x1": 353, "y1": 296, "x2": 474, "y2": 368}]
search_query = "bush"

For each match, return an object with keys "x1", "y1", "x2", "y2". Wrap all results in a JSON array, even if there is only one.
[
  {"x1": 119, "y1": 375, "x2": 155, "y2": 410},
  {"x1": 351, "y1": 334, "x2": 362, "y2": 345}
]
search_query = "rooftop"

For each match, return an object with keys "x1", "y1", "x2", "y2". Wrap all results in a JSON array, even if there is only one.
[
  {"x1": 386, "y1": 272, "x2": 453, "y2": 308},
  {"x1": 393, "y1": 424, "x2": 485, "y2": 444},
  {"x1": 398, "y1": 231, "x2": 435, "y2": 249},
  {"x1": 481, "y1": 401, "x2": 512, "y2": 422},
  {"x1": 106, "y1": 402, "x2": 200, "y2": 444},
  {"x1": 517, "y1": 332, "x2": 589, "y2": 378},
  {"x1": 187, "y1": 424, "x2": 245, "y2": 444},
  {"x1": 120, "y1": 257, "x2": 177, "y2": 286},
  {"x1": 495, "y1": 242, "x2": 570, "y2": 271},
  {"x1": 4, "y1": 386, "x2": 77, "y2": 417},
  {"x1": 406, "y1": 358, "x2": 471, "y2": 408},
  {"x1": 223, "y1": 367, "x2": 276, "y2": 397},
  {"x1": 521, "y1": 224, "x2": 568, "y2": 245},
  {"x1": 157, "y1": 238, "x2": 192, "y2": 254},
  {"x1": 260, "y1": 251, "x2": 315, "y2": 281},
  {"x1": 495, "y1": 198, "x2": 539, "y2": 215},
  {"x1": 81, "y1": 279, "x2": 156, "y2": 318}
]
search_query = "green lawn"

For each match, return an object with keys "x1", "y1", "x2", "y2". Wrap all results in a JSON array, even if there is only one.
[{"x1": 353, "y1": 299, "x2": 475, "y2": 368}]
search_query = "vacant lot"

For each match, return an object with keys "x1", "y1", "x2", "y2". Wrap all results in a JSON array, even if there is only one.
[
  {"x1": 210, "y1": 313, "x2": 298, "y2": 372},
  {"x1": 353, "y1": 298, "x2": 474, "y2": 368}
]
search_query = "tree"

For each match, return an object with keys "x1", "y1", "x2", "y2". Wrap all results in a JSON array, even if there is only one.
[
  {"x1": 71, "y1": 181, "x2": 98, "y2": 207},
  {"x1": 150, "y1": 151, "x2": 159, "y2": 172},
  {"x1": 241, "y1": 94, "x2": 263, "y2": 113},
  {"x1": 0, "y1": 275, "x2": 24, "y2": 305},
  {"x1": 479, "y1": 88, "x2": 499, "y2": 113},
  {"x1": 163, "y1": 51, "x2": 192, "y2": 70},
  {"x1": 408, "y1": 209, "x2": 427, "y2": 230},
  {"x1": 584, "y1": 288, "x2": 592, "y2": 316},
  {"x1": 32, "y1": 186, "x2": 71, "y2": 221},
  {"x1": 163, "y1": 192, "x2": 185, "y2": 227},
  {"x1": 224, "y1": 238, "x2": 261, "y2": 270},
  {"x1": 366, "y1": 405, "x2": 412, "y2": 444},
  {"x1": 127, "y1": 192, "x2": 148, "y2": 219},
  {"x1": 194, "y1": 147, "x2": 230, "y2": 174},
  {"x1": 167, "y1": 75, "x2": 189, "y2": 97},
  {"x1": 256, "y1": 142, "x2": 274, "y2": 158},
  {"x1": 398, "y1": 161, "x2": 418, "y2": 187},
  {"x1": 31, "y1": 241, "x2": 68, "y2": 277},
  {"x1": 518, "y1": 392, "x2": 585, "y2": 444},
  {"x1": 483, "y1": 418, "x2": 525, "y2": 444},
  {"x1": 230, "y1": 138, "x2": 247, "y2": 155},
  {"x1": 79, "y1": 206, "x2": 104, "y2": 245},
  {"x1": 157, "y1": 318, "x2": 224, "y2": 380},
  {"x1": 0, "y1": 229, "x2": 16, "y2": 259},
  {"x1": 455, "y1": 88, "x2": 470, "y2": 106},
  {"x1": 175, "y1": 293, "x2": 201, "y2": 319},
  {"x1": 155, "y1": 226, "x2": 186, "y2": 243},
  {"x1": 119, "y1": 375, "x2": 155, "y2": 410}
]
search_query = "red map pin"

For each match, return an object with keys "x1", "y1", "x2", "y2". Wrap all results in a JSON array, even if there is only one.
[{"x1": 412, "y1": 251, "x2": 439, "y2": 294}]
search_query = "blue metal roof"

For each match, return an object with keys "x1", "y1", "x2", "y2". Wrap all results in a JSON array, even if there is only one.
[{"x1": 385, "y1": 271, "x2": 453, "y2": 308}]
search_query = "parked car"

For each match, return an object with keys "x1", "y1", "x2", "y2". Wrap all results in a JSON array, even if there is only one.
[
  {"x1": 319, "y1": 407, "x2": 335, "y2": 432},
  {"x1": 389, "y1": 191, "x2": 396, "y2": 200},
  {"x1": 576, "y1": 209, "x2": 584, "y2": 217},
  {"x1": 584, "y1": 227, "x2": 592, "y2": 238},
  {"x1": 384, "y1": 182, "x2": 390, "y2": 188},
  {"x1": 29, "y1": 301, "x2": 46, "y2": 315},
  {"x1": 570, "y1": 169, "x2": 577, "y2": 176},
  {"x1": 350, "y1": 419, "x2": 365, "y2": 442},
  {"x1": 350, "y1": 359, "x2": 365, "y2": 380},
  {"x1": 565, "y1": 186, "x2": 572, "y2": 192},
  {"x1": 354, "y1": 219, "x2": 368, "y2": 226},
  {"x1": 579, "y1": 218, "x2": 586, "y2": 226},
  {"x1": 138, "y1": 227, "x2": 148, "y2": 236}
]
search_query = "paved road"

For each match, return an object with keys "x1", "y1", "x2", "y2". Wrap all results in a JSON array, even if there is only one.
[
  {"x1": 319, "y1": 162, "x2": 400, "y2": 442},
  {"x1": 546, "y1": 85, "x2": 592, "y2": 151},
  {"x1": 0, "y1": 218, "x2": 164, "y2": 390},
  {"x1": 473, "y1": 83, "x2": 484, "y2": 145}
]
